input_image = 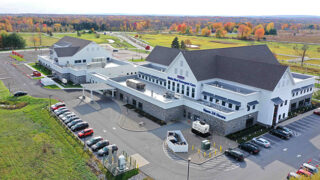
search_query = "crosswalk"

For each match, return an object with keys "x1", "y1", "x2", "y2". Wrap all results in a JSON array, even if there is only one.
[{"x1": 163, "y1": 143, "x2": 241, "y2": 172}]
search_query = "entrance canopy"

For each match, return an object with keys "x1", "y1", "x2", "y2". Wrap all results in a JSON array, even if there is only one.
[
  {"x1": 271, "y1": 97, "x2": 284, "y2": 105},
  {"x1": 81, "y1": 83, "x2": 115, "y2": 91}
]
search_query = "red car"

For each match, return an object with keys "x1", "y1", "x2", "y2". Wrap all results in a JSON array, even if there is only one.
[
  {"x1": 296, "y1": 169, "x2": 312, "y2": 177},
  {"x1": 314, "y1": 108, "x2": 320, "y2": 115},
  {"x1": 51, "y1": 103, "x2": 66, "y2": 110},
  {"x1": 78, "y1": 128, "x2": 94, "y2": 138},
  {"x1": 33, "y1": 71, "x2": 41, "y2": 77}
]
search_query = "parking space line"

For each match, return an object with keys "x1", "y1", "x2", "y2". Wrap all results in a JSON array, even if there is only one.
[
  {"x1": 290, "y1": 121, "x2": 314, "y2": 129},
  {"x1": 285, "y1": 125, "x2": 305, "y2": 133},
  {"x1": 299, "y1": 117, "x2": 320, "y2": 124}
]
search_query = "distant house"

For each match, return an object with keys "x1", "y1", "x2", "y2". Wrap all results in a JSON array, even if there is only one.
[{"x1": 49, "y1": 36, "x2": 111, "y2": 66}]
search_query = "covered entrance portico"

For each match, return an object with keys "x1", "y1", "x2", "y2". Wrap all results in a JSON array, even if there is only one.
[{"x1": 81, "y1": 83, "x2": 116, "y2": 101}]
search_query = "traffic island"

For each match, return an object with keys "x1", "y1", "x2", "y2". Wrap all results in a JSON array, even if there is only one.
[{"x1": 164, "y1": 128, "x2": 238, "y2": 164}]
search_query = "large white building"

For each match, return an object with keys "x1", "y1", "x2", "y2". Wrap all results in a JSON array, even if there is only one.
[
  {"x1": 106, "y1": 45, "x2": 315, "y2": 135},
  {"x1": 38, "y1": 36, "x2": 137, "y2": 84}
]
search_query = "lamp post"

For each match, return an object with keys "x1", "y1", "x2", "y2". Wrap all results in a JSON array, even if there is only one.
[{"x1": 187, "y1": 157, "x2": 191, "y2": 180}]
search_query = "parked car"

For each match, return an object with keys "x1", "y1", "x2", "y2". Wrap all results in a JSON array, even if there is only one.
[
  {"x1": 224, "y1": 148, "x2": 244, "y2": 161},
  {"x1": 52, "y1": 104, "x2": 66, "y2": 111},
  {"x1": 59, "y1": 112, "x2": 73, "y2": 119},
  {"x1": 33, "y1": 71, "x2": 41, "y2": 77},
  {"x1": 50, "y1": 102, "x2": 65, "y2": 110},
  {"x1": 276, "y1": 126, "x2": 293, "y2": 137},
  {"x1": 13, "y1": 91, "x2": 27, "y2": 97},
  {"x1": 71, "y1": 122, "x2": 89, "y2": 132},
  {"x1": 252, "y1": 137, "x2": 271, "y2": 148},
  {"x1": 53, "y1": 107, "x2": 67, "y2": 114},
  {"x1": 238, "y1": 142, "x2": 260, "y2": 154},
  {"x1": 296, "y1": 168, "x2": 312, "y2": 177},
  {"x1": 86, "y1": 136, "x2": 103, "y2": 147},
  {"x1": 91, "y1": 140, "x2": 109, "y2": 152},
  {"x1": 97, "y1": 144, "x2": 118, "y2": 156},
  {"x1": 270, "y1": 129, "x2": 290, "y2": 139},
  {"x1": 64, "y1": 117, "x2": 80, "y2": 124},
  {"x1": 78, "y1": 128, "x2": 94, "y2": 138},
  {"x1": 287, "y1": 172, "x2": 300, "y2": 179},
  {"x1": 67, "y1": 119, "x2": 83, "y2": 128},
  {"x1": 314, "y1": 108, "x2": 320, "y2": 115},
  {"x1": 56, "y1": 109, "x2": 70, "y2": 116},
  {"x1": 61, "y1": 113, "x2": 77, "y2": 121},
  {"x1": 301, "y1": 163, "x2": 319, "y2": 174}
]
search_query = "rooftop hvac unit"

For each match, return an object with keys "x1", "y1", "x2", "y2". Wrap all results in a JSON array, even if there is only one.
[{"x1": 126, "y1": 79, "x2": 145, "y2": 90}]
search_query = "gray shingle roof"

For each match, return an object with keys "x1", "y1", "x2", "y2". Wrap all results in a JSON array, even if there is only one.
[
  {"x1": 52, "y1": 36, "x2": 92, "y2": 57},
  {"x1": 146, "y1": 45, "x2": 288, "y2": 91}
]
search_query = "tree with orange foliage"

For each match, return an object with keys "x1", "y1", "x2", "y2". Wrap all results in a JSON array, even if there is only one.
[
  {"x1": 201, "y1": 27, "x2": 211, "y2": 37},
  {"x1": 30, "y1": 35, "x2": 40, "y2": 47},
  {"x1": 281, "y1": 24, "x2": 289, "y2": 30},
  {"x1": 254, "y1": 28, "x2": 265, "y2": 40},
  {"x1": 170, "y1": 23, "x2": 177, "y2": 31},
  {"x1": 177, "y1": 23, "x2": 187, "y2": 34},
  {"x1": 215, "y1": 28, "x2": 227, "y2": 38},
  {"x1": 212, "y1": 22, "x2": 223, "y2": 30},
  {"x1": 238, "y1": 24, "x2": 252, "y2": 40},
  {"x1": 252, "y1": 24, "x2": 264, "y2": 34},
  {"x1": 223, "y1": 22, "x2": 235, "y2": 33}
]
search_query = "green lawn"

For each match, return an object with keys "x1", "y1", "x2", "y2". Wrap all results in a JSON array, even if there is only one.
[
  {"x1": 136, "y1": 33, "x2": 320, "y2": 58},
  {"x1": 0, "y1": 80, "x2": 98, "y2": 179},
  {"x1": 18, "y1": 33, "x2": 59, "y2": 47},
  {"x1": 129, "y1": 58, "x2": 145, "y2": 62},
  {"x1": 9, "y1": 55, "x2": 26, "y2": 62},
  {"x1": 53, "y1": 78, "x2": 82, "y2": 88},
  {"x1": 305, "y1": 60, "x2": 320, "y2": 65},
  {"x1": 29, "y1": 63, "x2": 52, "y2": 76},
  {"x1": 43, "y1": 85, "x2": 60, "y2": 89},
  {"x1": 54, "y1": 33, "x2": 135, "y2": 49}
]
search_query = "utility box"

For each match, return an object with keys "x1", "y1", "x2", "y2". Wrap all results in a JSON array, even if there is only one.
[
  {"x1": 118, "y1": 155, "x2": 126, "y2": 171},
  {"x1": 201, "y1": 140, "x2": 211, "y2": 151}
]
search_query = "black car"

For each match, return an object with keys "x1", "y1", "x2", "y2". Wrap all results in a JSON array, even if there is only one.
[
  {"x1": 13, "y1": 91, "x2": 28, "y2": 97},
  {"x1": 86, "y1": 136, "x2": 103, "y2": 147},
  {"x1": 97, "y1": 144, "x2": 118, "y2": 156},
  {"x1": 225, "y1": 148, "x2": 244, "y2": 161},
  {"x1": 276, "y1": 126, "x2": 293, "y2": 137},
  {"x1": 270, "y1": 129, "x2": 290, "y2": 139},
  {"x1": 56, "y1": 109, "x2": 69, "y2": 116},
  {"x1": 67, "y1": 119, "x2": 83, "y2": 128},
  {"x1": 91, "y1": 140, "x2": 109, "y2": 152},
  {"x1": 64, "y1": 117, "x2": 80, "y2": 124},
  {"x1": 238, "y1": 142, "x2": 260, "y2": 154},
  {"x1": 71, "y1": 122, "x2": 89, "y2": 132}
]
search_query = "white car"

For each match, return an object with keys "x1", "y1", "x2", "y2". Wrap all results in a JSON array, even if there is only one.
[
  {"x1": 252, "y1": 137, "x2": 271, "y2": 148},
  {"x1": 59, "y1": 111, "x2": 73, "y2": 119}
]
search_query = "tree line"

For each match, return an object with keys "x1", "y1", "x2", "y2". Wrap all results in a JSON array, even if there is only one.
[{"x1": 0, "y1": 31, "x2": 26, "y2": 49}]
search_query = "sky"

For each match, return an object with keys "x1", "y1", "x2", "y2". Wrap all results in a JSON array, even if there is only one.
[{"x1": 0, "y1": 0, "x2": 319, "y2": 16}]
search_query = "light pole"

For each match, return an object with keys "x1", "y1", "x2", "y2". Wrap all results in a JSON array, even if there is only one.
[{"x1": 187, "y1": 157, "x2": 191, "y2": 180}]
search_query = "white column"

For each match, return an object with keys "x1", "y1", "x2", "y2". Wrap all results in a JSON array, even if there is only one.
[
  {"x1": 111, "y1": 90, "x2": 114, "y2": 97},
  {"x1": 82, "y1": 87, "x2": 85, "y2": 97},
  {"x1": 90, "y1": 89, "x2": 93, "y2": 100}
]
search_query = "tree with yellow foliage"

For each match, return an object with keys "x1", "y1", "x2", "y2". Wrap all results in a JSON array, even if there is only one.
[
  {"x1": 215, "y1": 28, "x2": 227, "y2": 38},
  {"x1": 238, "y1": 24, "x2": 252, "y2": 40},
  {"x1": 201, "y1": 27, "x2": 211, "y2": 37}
]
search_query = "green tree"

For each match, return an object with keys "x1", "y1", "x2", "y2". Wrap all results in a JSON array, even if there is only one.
[
  {"x1": 180, "y1": 40, "x2": 186, "y2": 50},
  {"x1": 2, "y1": 33, "x2": 26, "y2": 49},
  {"x1": 171, "y1": 37, "x2": 180, "y2": 49}
]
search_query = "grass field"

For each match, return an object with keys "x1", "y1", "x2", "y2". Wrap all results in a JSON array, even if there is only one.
[
  {"x1": 129, "y1": 58, "x2": 145, "y2": 62},
  {"x1": 136, "y1": 33, "x2": 320, "y2": 58},
  {"x1": 43, "y1": 84, "x2": 60, "y2": 89},
  {"x1": 305, "y1": 60, "x2": 320, "y2": 65},
  {"x1": 0, "y1": 81, "x2": 98, "y2": 179},
  {"x1": 19, "y1": 33, "x2": 59, "y2": 47},
  {"x1": 9, "y1": 55, "x2": 26, "y2": 62},
  {"x1": 29, "y1": 63, "x2": 52, "y2": 76},
  {"x1": 54, "y1": 33, "x2": 135, "y2": 49}
]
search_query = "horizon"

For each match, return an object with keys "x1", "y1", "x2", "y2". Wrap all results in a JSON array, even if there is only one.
[{"x1": 1, "y1": 0, "x2": 319, "y2": 17}]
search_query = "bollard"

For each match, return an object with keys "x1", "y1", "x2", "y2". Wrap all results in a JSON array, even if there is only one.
[
  {"x1": 220, "y1": 145, "x2": 222, "y2": 152},
  {"x1": 137, "y1": 164, "x2": 139, "y2": 169},
  {"x1": 213, "y1": 142, "x2": 215, "y2": 148},
  {"x1": 204, "y1": 152, "x2": 206, "y2": 157},
  {"x1": 192, "y1": 145, "x2": 194, "y2": 151},
  {"x1": 209, "y1": 152, "x2": 212, "y2": 158},
  {"x1": 198, "y1": 148, "x2": 200, "y2": 154},
  {"x1": 215, "y1": 149, "x2": 217, "y2": 156}
]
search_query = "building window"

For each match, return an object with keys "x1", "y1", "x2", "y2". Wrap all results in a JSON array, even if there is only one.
[
  {"x1": 187, "y1": 112, "x2": 191, "y2": 119},
  {"x1": 247, "y1": 105, "x2": 250, "y2": 111},
  {"x1": 156, "y1": 79, "x2": 158, "y2": 84},
  {"x1": 209, "y1": 96, "x2": 213, "y2": 102},
  {"x1": 285, "y1": 100, "x2": 287, "y2": 105},
  {"x1": 160, "y1": 81, "x2": 162, "y2": 85},
  {"x1": 305, "y1": 98, "x2": 311, "y2": 103},
  {"x1": 174, "y1": 68, "x2": 178, "y2": 74},
  {"x1": 236, "y1": 106, "x2": 240, "y2": 110},
  {"x1": 83, "y1": 59, "x2": 86, "y2": 63},
  {"x1": 216, "y1": 99, "x2": 219, "y2": 103},
  {"x1": 280, "y1": 103, "x2": 283, "y2": 107},
  {"x1": 228, "y1": 103, "x2": 232, "y2": 108},
  {"x1": 204, "y1": 95, "x2": 207, "y2": 100},
  {"x1": 283, "y1": 113, "x2": 285, "y2": 119},
  {"x1": 278, "y1": 115, "x2": 281, "y2": 120},
  {"x1": 186, "y1": 86, "x2": 190, "y2": 96},
  {"x1": 74, "y1": 60, "x2": 81, "y2": 63},
  {"x1": 138, "y1": 74, "x2": 141, "y2": 78},
  {"x1": 300, "y1": 91, "x2": 302, "y2": 94},
  {"x1": 222, "y1": 101, "x2": 226, "y2": 106},
  {"x1": 292, "y1": 93, "x2": 295, "y2": 97},
  {"x1": 164, "y1": 82, "x2": 166, "y2": 87},
  {"x1": 132, "y1": 99, "x2": 137, "y2": 106},
  {"x1": 183, "y1": 109, "x2": 186, "y2": 117},
  {"x1": 177, "y1": 83, "x2": 180, "y2": 93},
  {"x1": 296, "y1": 92, "x2": 298, "y2": 96},
  {"x1": 253, "y1": 105, "x2": 256, "y2": 110},
  {"x1": 182, "y1": 84, "x2": 184, "y2": 94},
  {"x1": 172, "y1": 82, "x2": 175, "y2": 91},
  {"x1": 138, "y1": 102, "x2": 143, "y2": 109},
  {"x1": 299, "y1": 100, "x2": 304, "y2": 107},
  {"x1": 191, "y1": 88, "x2": 195, "y2": 98}
]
